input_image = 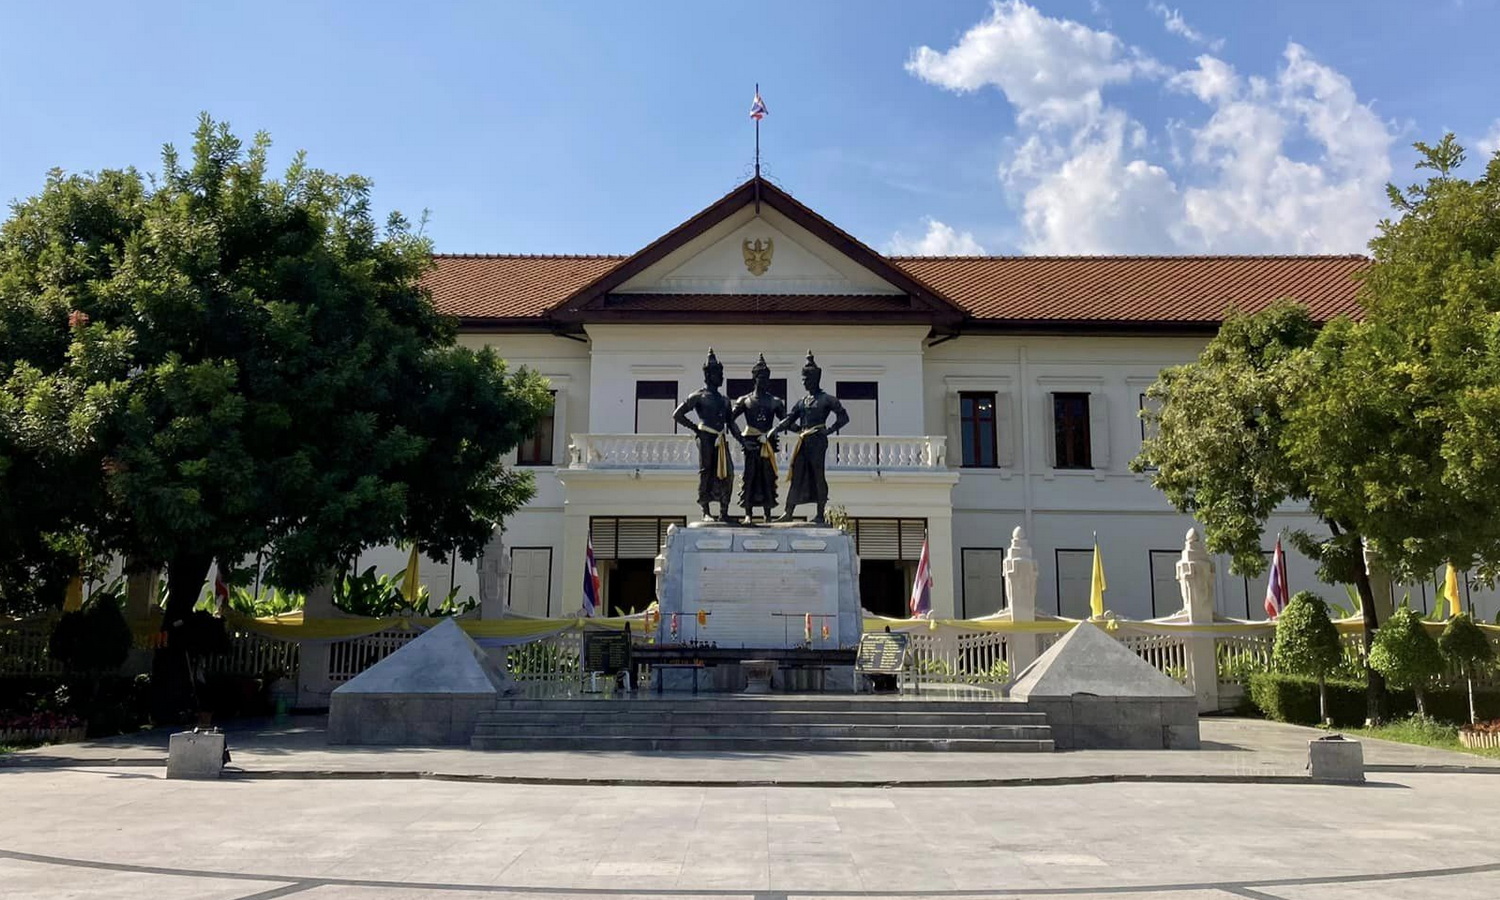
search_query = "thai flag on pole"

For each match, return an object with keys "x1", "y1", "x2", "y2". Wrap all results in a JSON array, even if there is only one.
[
  {"x1": 582, "y1": 534, "x2": 601, "y2": 618},
  {"x1": 213, "y1": 564, "x2": 230, "y2": 611},
  {"x1": 909, "y1": 539, "x2": 933, "y2": 619},
  {"x1": 1263, "y1": 538, "x2": 1289, "y2": 619},
  {"x1": 749, "y1": 90, "x2": 768, "y2": 120}
]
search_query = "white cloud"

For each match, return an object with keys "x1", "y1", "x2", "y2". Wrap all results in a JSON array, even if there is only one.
[
  {"x1": 906, "y1": 2, "x2": 1396, "y2": 255},
  {"x1": 888, "y1": 218, "x2": 986, "y2": 256},
  {"x1": 1477, "y1": 119, "x2": 1500, "y2": 155},
  {"x1": 906, "y1": 0, "x2": 1165, "y2": 128},
  {"x1": 1148, "y1": 2, "x2": 1225, "y2": 52}
]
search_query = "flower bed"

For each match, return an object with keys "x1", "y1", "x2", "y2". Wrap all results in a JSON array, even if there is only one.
[
  {"x1": 0, "y1": 712, "x2": 86, "y2": 745},
  {"x1": 1460, "y1": 719, "x2": 1500, "y2": 750}
]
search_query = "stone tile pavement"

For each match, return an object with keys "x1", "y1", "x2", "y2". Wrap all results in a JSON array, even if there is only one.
[
  {"x1": 3, "y1": 716, "x2": 1497, "y2": 784},
  {"x1": 1, "y1": 769, "x2": 1498, "y2": 898}
]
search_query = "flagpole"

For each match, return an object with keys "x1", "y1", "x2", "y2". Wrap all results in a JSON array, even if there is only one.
[{"x1": 753, "y1": 82, "x2": 762, "y2": 214}]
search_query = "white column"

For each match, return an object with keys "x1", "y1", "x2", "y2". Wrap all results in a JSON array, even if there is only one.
[
  {"x1": 296, "y1": 579, "x2": 337, "y2": 708},
  {"x1": 1176, "y1": 528, "x2": 1219, "y2": 712},
  {"x1": 1003, "y1": 527, "x2": 1040, "y2": 676},
  {"x1": 478, "y1": 527, "x2": 511, "y2": 620},
  {"x1": 1362, "y1": 539, "x2": 1396, "y2": 625},
  {"x1": 926, "y1": 510, "x2": 957, "y2": 618},
  {"x1": 124, "y1": 566, "x2": 160, "y2": 621}
]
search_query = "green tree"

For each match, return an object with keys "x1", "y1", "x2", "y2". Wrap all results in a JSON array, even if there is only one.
[
  {"x1": 1439, "y1": 613, "x2": 1496, "y2": 724},
  {"x1": 1135, "y1": 136, "x2": 1500, "y2": 723},
  {"x1": 0, "y1": 116, "x2": 550, "y2": 715},
  {"x1": 1271, "y1": 591, "x2": 1344, "y2": 723},
  {"x1": 1368, "y1": 607, "x2": 1446, "y2": 716}
]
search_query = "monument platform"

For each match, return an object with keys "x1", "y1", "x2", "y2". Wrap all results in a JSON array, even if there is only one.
[
  {"x1": 651, "y1": 522, "x2": 863, "y2": 692},
  {"x1": 469, "y1": 692, "x2": 1055, "y2": 752}
]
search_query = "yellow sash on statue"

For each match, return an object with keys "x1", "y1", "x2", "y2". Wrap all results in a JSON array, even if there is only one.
[
  {"x1": 742, "y1": 427, "x2": 778, "y2": 478},
  {"x1": 699, "y1": 426, "x2": 730, "y2": 479},
  {"x1": 787, "y1": 423, "x2": 826, "y2": 471}
]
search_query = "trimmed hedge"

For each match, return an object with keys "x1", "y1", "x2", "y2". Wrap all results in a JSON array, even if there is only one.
[{"x1": 1248, "y1": 673, "x2": 1500, "y2": 726}]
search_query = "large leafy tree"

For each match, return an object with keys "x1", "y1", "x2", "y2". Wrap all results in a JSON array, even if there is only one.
[
  {"x1": 0, "y1": 116, "x2": 550, "y2": 709},
  {"x1": 1135, "y1": 136, "x2": 1500, "y2": 723}
]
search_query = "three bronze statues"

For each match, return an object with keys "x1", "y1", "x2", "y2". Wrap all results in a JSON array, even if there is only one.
[{"x1": 673, "y1": 349, "x2": 849, "y2": 526}]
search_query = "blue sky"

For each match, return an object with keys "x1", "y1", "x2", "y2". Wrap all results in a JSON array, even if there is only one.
[{"x1": 3, "y1": 1, "x2": 1498, "y2": 256}]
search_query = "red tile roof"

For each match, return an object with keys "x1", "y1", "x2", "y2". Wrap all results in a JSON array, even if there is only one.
[
  {"x1": 425, "y1": 255, "x2": 624, "y2": 320},
  {"x1": 427, "y1": 253, "x2": 1369, "y2": 326},
  {"x1": 891, "y1": 255, "x2": 1369, "y2": 324}
]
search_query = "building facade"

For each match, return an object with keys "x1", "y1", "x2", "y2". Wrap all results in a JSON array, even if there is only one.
[{"x1": 355, "y1": 177, "x2": 1498, "y2": 624}]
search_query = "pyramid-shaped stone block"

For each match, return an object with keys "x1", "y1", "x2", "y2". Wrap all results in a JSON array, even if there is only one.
[
  {"x1": 328, "y1": 618, "x2": 518, "y2": 745},
  {"x1": 1008, "y1": 622, "x2": 1198, "y2": 750},
  {"x1": 1009, "y1": 621, "x2": 1193, "y2": 700}
]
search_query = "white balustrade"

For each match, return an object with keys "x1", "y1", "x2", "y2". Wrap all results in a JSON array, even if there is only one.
[{"x1": 568, "y1": 434, "x2": 946, "y2": 471}]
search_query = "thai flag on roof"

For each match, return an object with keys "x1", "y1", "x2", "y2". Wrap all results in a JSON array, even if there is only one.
[
  {"x1": 909, "y1": 539, "x2": 933, "y2": 619},
  {"x1": 749, "y1": 91, "x2": 768, "y2": 120},
  {"x1": 582, "y1": 533, "x2": 601, "y2": 617}
]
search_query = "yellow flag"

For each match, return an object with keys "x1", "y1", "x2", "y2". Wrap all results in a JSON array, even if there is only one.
[
  {"x1": 1445, "y1": 563, "x2": 1463, "y2": 618},
  {"x1": 401, "y1": 544, "x2": 421, "y2": 604},
  {"x1": 63, "y1": 576, "x2": 85, "y2": 612},
  {"x1": 1090, "y1": 538, "x2": 1107, "y2": 619}
]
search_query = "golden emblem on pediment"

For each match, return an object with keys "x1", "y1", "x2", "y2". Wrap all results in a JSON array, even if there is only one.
[{"x1": 742, "y1": 238, "x2": 774, "y2": 276}]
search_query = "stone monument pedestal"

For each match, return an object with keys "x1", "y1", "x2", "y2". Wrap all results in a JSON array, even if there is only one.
[{"x1": 652, "y1": 523, "x2": 862, "y2": 692}]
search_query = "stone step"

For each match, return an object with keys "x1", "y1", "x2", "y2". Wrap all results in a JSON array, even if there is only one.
[
  {"x1": 474, "y1": 710, "x2": 1048, "y2": 727},
  {"x1": 491, "y1": 698, "x2": 1020, "y2": 714},
  {"x1": 468, "y1": 735, "x2": 1055, "y2": 753},
  {"x1": 472, "y1": 723, "x2": 1055, "y2": 740}
]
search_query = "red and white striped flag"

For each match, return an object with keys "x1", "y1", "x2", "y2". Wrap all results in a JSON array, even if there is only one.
[
  {"x1": 582, "y1": 534, "x2": 601, "y2": 617},
  {"x1": 1263, "y1": 538, "x2": 1289, "y2": 619},
  {"x1": 213, "y1": 564, "x2": 231, "y2": 611},
  {"x1": 909, "y1": 539, "x2": 933, "y2": 619}
]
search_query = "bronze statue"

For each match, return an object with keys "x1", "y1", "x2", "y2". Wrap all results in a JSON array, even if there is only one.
[
  {"x1": 770, "y1": 351, "x2": 849, "y2": 526},
  {"x1": 729, "y1": 354, "x2": 786, "y2": 523},
  {"x1": 672, "y1": 348, "x2": 739, "y2": 521}
]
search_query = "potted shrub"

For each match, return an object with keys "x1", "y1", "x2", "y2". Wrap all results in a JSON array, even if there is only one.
[
  {"x1": 1439, "y1": 613, "x2": 1495, "y2": 726},
  {"x1": 1369, "y1": 607, "x2": 1445, "y2": 718},
  {"x1": 1271, "y1": 591, "x2": 1343, "y2": 724}
]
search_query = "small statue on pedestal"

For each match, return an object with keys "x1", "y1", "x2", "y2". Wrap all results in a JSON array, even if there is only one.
[
  {"x1": 730, "y1": 354, "x2": 786, "y2": 523},
  {"x1": 672, "y1": 349, "x2": 739, "y2": 521},
  {"x1": 770, "y1": 351, "x2": 849, "y2": 526}
]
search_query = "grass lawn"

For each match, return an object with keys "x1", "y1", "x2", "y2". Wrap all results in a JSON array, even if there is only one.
[{"x1": 1338, "y1": 715, "x2": 1500, "y2": 761}]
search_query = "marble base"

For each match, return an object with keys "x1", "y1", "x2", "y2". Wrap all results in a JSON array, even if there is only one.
[{"x1": 657, "y1": 524, "x2": 862, "y2": 651}]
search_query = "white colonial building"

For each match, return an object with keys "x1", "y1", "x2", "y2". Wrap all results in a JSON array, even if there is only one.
[{"x1": 361, "y1": 176, "x2": 1497, "y2": 623}]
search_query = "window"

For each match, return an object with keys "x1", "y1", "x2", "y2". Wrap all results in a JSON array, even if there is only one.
[
  {"x1": 1052, "y1": 393, "x2": 1092, "y2": 469},
  {"x1": 516, "y1": 391, "x2": 556, "y2": 466},
  {"x1": 959, "y1": 392, "x2": 998, "y2": 468},
  {"x1": 1138, "y1": 392, "x2": 1161, "y2": 470},
  {"x1": 588, "y1": 517, "x2": 687, "y2": 559},
  {"x1": 726, "y1": 377, "x2": 788, "y2": 401},
  {"x1": 836, "y1": 381, "x2": 879, "y2": 436},
  {"x1": 1149, "y1": 550, "x2": 1181, "y2": 617},
  {"x1": 508, "y1": 547, "x2": 553, "y2": 617},
  {"x1": 1055, "y1": 549, "x2": 1095, "y2": 618},
  {"x1": 849, "y1": 518, "x2": 927, "y2": 560},
  {"x1": 961, "y1": 548, "x2": 1006, "y2": 617},
  {"x1": 634, "y1": 381, "x2": 678, "y2": 434}
]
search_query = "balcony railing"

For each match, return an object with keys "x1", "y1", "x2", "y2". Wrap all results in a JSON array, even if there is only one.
[{"x1": 567, "y1": 433, "x2": 947, "y2": 471}]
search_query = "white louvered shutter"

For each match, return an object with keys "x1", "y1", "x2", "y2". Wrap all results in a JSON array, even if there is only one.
[
  {"x1": 995, "y1": 392, "x2": 1015, "y2": 468},
  {"x1": 1042, "y1": 393, "x2": 1058, "y2": 468},
  {"x1": 1088, "y1": 392, "x2": 1110, "y2": 470}
]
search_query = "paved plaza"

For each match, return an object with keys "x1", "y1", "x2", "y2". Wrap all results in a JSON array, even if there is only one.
[{"x1": 3, "y1": 718, "x2": 1500, "y2": 899}]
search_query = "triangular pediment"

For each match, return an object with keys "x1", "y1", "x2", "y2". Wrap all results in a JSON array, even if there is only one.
[
  {"x1": 550, "y1": 178, "x2": 964, "y2": 325},
  {"x1": 616, "y1": 208, "x2": 902, "y2": 296}
]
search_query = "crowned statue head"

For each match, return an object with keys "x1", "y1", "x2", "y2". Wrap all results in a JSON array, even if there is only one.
[
  {"x1": 751, "y1": 353, "x2": 771, "y2": 389},
  {"x1": 703, "y1": 347, "x2": 723, "y2": 389},
  {"x1": 801, "y1": 350, "x2": 822, "y2": 392}
]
